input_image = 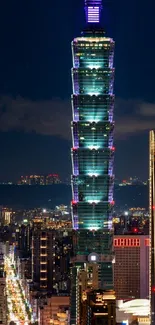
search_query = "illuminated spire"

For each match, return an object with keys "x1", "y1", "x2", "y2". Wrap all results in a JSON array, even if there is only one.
[{"x1": 84, "y1": 0, "x2": 102, "y2": 24}]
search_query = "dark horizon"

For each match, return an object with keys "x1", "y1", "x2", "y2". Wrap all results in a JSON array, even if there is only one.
[{"x1": 0, "y1": 183, "x2": 149, "y2": 210}]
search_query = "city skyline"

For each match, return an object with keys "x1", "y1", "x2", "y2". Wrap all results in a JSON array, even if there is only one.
[
  {"x1": 0, "y1": 2, "x2": 153, "y2": 325},
  {"x1": 0, "y1": 0, "x2": 154, "y2": 181}
]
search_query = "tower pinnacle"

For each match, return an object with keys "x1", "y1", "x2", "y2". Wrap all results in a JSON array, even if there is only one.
[{"x1": 84, "y1": 0, "x2": 102, "y2": 24}]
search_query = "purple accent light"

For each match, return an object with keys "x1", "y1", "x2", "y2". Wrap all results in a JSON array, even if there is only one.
[
  {"x1": 88, "y1": 7, "x2": 100, "y2": 23},
  {"x1": 74, "y1": 186, "x2": 79, "y2": 201},
  {"x1": 73, "y1": 215, "x2": 79, "y2": 230},
  {"x1": 73, "y1": 164, "x2": 79, "y2": 176},
  {"x1": 85, "y1": 0, "x2": 102, "y2": 24}
]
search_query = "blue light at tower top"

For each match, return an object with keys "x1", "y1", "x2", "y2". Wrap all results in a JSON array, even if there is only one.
[{"x1": 85, "y1": 0, "x2": 102, "y2": 23}]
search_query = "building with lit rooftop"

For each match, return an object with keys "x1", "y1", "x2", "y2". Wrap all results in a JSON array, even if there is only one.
[
  {"x1": 70, "y1": 0, "x2": 115, "y2": 324},
  {"x1": 116, "y1": 299, "x2": 150, "y2": 325},
  {"x1": 114, "y1": 235, "x2": 149, "y2": 300}
]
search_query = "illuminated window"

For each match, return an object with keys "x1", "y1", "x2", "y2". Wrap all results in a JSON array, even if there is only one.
[
  {"x1": 90, "y1": 255, "x2": 97, "y2": 261},
  {"x1": 145, "y1": 238, "x2": 150, "y2": 246}
]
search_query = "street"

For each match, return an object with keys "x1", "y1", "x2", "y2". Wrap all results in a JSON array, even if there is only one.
[{"x1": 5, "y1": 255, "x2": 32, "y2": 325}]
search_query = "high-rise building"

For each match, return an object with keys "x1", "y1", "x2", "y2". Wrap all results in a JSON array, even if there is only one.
[
  {"x1": 16, "y1": 224, "x2": 31, "y2": 258},
  {"x1": 113, "y1": 235, "x2": 149, "y2": 300},
  {"x1": 70, "y1": 0, "x2": 115, "y2": 324},
  {"x1": 32, "y1": 228, "x2": 73, "y2": 293},
  {"x1": 149, "y1": 130, "x2": 155, "y2": 325},
  {"x1": 80, "y1": 289, "x2": 116, "y2": 325},
  {"x1": 0, "y1": 207, "x2": 12, "y2": 226},
  {"x1": 70, "y1": 264, "x2": 116, "y2": 325},
  {"x1": 37, "y1": 296, "x2": 69, "y2": 325}
]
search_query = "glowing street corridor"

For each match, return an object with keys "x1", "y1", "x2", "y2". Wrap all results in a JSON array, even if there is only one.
[{"x1": 5, "y1": 254, "x2": 32, "y2": 325}]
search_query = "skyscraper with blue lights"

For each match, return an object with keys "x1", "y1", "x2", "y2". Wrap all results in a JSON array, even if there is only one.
[{"x1": 70, "y1": 1, "x2": 115, "y2": 323}]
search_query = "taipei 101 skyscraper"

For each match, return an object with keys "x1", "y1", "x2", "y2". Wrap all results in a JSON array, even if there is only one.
[{"x1": 70, "y1": 1, "x2": 115, "y2": 323}]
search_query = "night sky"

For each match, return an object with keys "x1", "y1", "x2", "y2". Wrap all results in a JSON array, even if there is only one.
[{"x1": 0, "y1": 0, "x2": 155, "y2": 182}]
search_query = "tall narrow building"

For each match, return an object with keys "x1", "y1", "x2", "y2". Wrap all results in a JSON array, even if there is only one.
[
  {"x1": 149, "y1": 130, "x2": 155, "y2": 325},
  {"x1": 70, "y1": 1, "x2": 115, "y2": 324}
]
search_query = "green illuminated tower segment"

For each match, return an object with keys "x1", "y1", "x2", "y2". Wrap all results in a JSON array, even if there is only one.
[{"x1": 71, "y1": 35, "x2": 115, "y2": 231}]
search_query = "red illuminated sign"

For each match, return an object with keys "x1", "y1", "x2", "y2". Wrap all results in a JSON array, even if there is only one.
[{"x1": 113, "y1": 238, "x2": 140, "y2": 247}]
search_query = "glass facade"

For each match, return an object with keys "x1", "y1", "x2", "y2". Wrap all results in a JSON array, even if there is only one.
[
  {"x1": 70, "y1": 1, "x2": 115, "y2": 324},
  {"x1": 71, "y1": 37, "x2": 115, "y2": 227},
  {"x1": 71, "y1": 35, "x2": 115, "y2": 232}
]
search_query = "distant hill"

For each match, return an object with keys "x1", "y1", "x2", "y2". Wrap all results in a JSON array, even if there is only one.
[
  {"x1": 114, "y1": 185, "x2": 148, "y2": 210},
  {"x1": 0, "y1": 184, "x2": 148, "y2": 209}
]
